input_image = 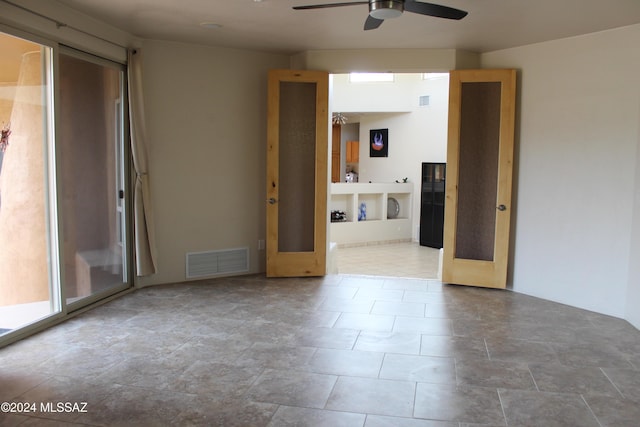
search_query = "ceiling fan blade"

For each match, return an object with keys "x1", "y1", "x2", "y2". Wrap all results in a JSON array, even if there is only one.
[
  {"x1": 364, "y1": 15, "x2": 384, "y2": 30},
  {"x1": 403, "y1": 1, "x2": 468, "y2": 20},
  {"x1": 293, "y1": 1, "x2": 368, "y2": 10}
]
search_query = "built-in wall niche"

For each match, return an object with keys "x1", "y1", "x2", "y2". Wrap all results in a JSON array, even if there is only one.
[
  {"x1": 388, "y1": 192, "x2": 411, "y2": 219},
  {"x1": 329, "y1": 183, "x2": 412, "y2": 245},
  {"x1": 331, "y1": 193, "x2": 355, "y2": 221}
]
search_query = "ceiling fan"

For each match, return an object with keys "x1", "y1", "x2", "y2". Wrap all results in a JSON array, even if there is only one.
[{"x1": 293, "y1": 0, "x2": 468, "y2": 30}]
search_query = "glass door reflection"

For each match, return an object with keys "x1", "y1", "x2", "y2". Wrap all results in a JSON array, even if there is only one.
[{"x1": 58, "y1": 50, "x2": 129, "y2": 306}]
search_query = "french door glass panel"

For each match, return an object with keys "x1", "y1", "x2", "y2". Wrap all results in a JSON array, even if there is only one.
[
  {"x1": 0, "y1": 32, "x2": 58, "y2": 335},
  {"x1": 454, "y1": 82, "x2": 501, "y2": 261},
  {"x1": 277, "y1": 81, "x2": 317, "y2": 253},
  {"x1": 58, "y1": 50, "x2": 128, "y2": 305}
]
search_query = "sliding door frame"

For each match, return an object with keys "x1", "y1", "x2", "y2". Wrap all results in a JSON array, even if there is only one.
[
  {"x1": 56, "y1": 45, "x2": 133, "y2": 313},
  {"x1": 0, "y1": 24, "x2": 62, "y2": 346},
  {"x1": 0, "y1": 24, "x2": 133, "y2": 348}
]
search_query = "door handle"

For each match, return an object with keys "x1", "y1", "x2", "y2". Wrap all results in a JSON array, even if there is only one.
[
  {"x1": 268, "y1": 197, "x2": 277, "y2": 205},
  {"x1": 497, "y1": 204, "x2": 507, "y2": 211}
]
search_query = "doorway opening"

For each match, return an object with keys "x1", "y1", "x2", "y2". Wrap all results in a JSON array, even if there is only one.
[{"x1": 328, "y1": 72, "x2": 449, "y2": 279}]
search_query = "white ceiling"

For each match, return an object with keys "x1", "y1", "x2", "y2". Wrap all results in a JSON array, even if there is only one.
[{"x1": 54, "y1": 0, "x2": 640, "y2": 55}]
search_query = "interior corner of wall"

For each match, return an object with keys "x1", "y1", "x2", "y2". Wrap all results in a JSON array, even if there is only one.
[
  {"x1": 289, "y1": 52, "x2": 309, "y2": 70},
  {"x1": 454, "y1": 50, "x2": 481, "y2": 70}
]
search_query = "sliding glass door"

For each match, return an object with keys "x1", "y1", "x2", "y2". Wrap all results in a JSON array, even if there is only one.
[
  {"x1": 0, "y1": 31, "x2": 58, "y2": 335},
  {"x1": 0, "y1": 30, "x2": 131, "y2": 342},
  {"x1": 58, "y1": 49, "x2": 129, "y2": 307}
]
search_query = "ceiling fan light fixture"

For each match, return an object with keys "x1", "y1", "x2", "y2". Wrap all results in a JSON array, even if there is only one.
[{"x1": 369, "y1": 0, "x2": 403, "y2": 20}]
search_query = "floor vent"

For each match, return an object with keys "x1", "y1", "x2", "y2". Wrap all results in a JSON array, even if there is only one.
[{"x1": 186, "y1": 247, "x2": 249, "y2": 279}]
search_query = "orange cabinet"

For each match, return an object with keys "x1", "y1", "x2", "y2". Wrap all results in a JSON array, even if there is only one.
[{"x1": 346, "y1": 140, "x2": 359, "y2": 163}]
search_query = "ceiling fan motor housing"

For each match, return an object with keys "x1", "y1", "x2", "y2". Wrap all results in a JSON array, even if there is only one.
[{"x1": 369, "y1": 0, "x2": 404, "y2": 19}]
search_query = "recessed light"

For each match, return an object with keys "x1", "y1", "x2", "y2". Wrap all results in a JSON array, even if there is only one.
[{"x1": 200, "y1": 22, "x2": 222, "y2": 29}]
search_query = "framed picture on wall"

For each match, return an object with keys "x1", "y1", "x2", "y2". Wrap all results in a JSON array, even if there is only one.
[{"x1": 370, "y1": 128, "x2": 389, "y2": 157}]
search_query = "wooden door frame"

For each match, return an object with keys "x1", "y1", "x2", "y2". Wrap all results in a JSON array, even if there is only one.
[
  {"x1": 442, "y1": 69, "x2": 517, "y2": 289},
  {"x1": 266, "y1": 69, "x2": 329, "y2": 277}
]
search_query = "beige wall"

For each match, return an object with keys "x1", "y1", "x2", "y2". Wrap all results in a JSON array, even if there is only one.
[
  {"x1": 136, "y1": 40, "x2": 289, "y2": 287},
  {"x1": 292, "y1": 48, "x2": 479, "y2": 72},
  {"x1": 481, "y1": 24, "x2": 640, "y2": 321}
]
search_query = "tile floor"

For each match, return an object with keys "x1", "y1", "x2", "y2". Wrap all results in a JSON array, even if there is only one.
[
  {"x1": 337, "y1": 241, "x2": 440, "y2": 279},
  {"x1": 1, "y1": 271, "x2": 640, "y2": 426}
]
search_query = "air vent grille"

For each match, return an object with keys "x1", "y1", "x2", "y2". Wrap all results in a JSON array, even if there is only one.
[{"x1": 186, "y1": 247, "x2": 249, "y2": 279}]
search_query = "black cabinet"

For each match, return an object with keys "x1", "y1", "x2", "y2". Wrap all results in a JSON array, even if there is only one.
[{"x1": 420, "y1": 163, "x2": 446, "y2": 248}]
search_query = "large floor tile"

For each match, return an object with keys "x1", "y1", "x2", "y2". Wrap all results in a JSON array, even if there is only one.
[
  {"x1": 354, "y1": 331, "x2": 422, "y2": 354},
  {"x1": 35, "y1": 346, "x2": 127, "y2": 382},
  {"x1": 12, "y1": 376, "x2": 121, "y2": 423},
  {"x1": 334, "y1": 313, "x2": 395, "y2": 332},
  {"x1": 76, "y1": 386, "x2": 196, "y2": 426},
  {"x1": 365, "y1": 415, "x2": 458, "y2": 427},
  {"x1": 326, "y1": 376, "x2": 416, "y2": 418},
  {"x1": 0, "y1": 368, "x2": 51, "y2": 402},
  {"x1": 382, "y1": 278, "x2": 431, "y2": 292},
  {"x1": 583, "y1": 394, "x2": 640, "y2": 427},
  {"x1": 170, "y1": 360, "x2": 263, "y2": 396},
  {"x1": 393, "y1": 316, "x2": 452, "y2": 335},
  {"x1": 529, "y1": 363, "x2": 623, "y2": 397},
  {"x1": 403, "y1": 290, "x2": 448, "y2": 304},
  {"x1": 498, "y1": 389, "x2": 600, "y2": 427},
  {"x1": 550, "y1": 342, "x2": 635, "y2": 369},
  {"x1": 455, "y1": 359, "x2": 536, "y2": 390},
  {"x1": 353, "y1": 288, "x2": 405, "y2": 302},
  {"x1": 319, "y1": 297, "x2": 375, "y2": 314},
  {"x1": 371, "y1": 300, "x2": 426, "y2": 317},
  {"x1": 0, "y1": 414, "x2": 31, "y2": 426},
  {"x1": 294, "y1": 326, "x2": 360, "y2": 350},
  {"x1": 173, "y1": 396, "x2": 278, "y2": 427},
  {"x1": 600, "y1": 367, "x2": 640, "y2": 401},
  {"x1": 379, "y1": 353, "x2": 456, "y2": 384},
  {"x1": 235, "y1": 342, "x2": 316, "y2": 370},
  {"x1": 420, "y1": 335, "x2": 488, "y2": 360},
  {"x1": 305, "y1": 347, "x2": 384, "y2": 377},
  {"x1": 245, "y1": 369, "x2": 337, "y2": 409},
  {"x1": 413, "y1": 383, "x2": 505, "y2": 424},
  {"x1": 268, "y1": 406, "x2": 366, "y2": 427},
  {"x1": 485, "y1": 338, "x2": 558, "y2": 364}
]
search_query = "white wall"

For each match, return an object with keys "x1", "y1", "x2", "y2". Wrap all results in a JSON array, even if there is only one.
[
  {"x1": 137, "y1": 40, "x2": 289, "y2": 286},
  {"x1": 482, "y1": 24, "x2": 640, "y2": 318},
  {"x1": 626, "y1": 104, "x2": 640, "y2": 328},
  {"x1": 332, "y1": 73, "x2": 449, "y2": 240}
]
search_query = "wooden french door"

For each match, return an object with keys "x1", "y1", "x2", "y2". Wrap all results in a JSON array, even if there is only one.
[
  {"x1": 442, "y1": 69, "x2": 517, "y2": 289},
  {"x1": 266, "y1": 69, "x2": 329, "y2": 277}
]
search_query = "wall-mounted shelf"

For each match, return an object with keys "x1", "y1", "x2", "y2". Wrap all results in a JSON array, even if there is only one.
[{"x1": 330, "y1": 182, "x2": 413, "y2": 245}]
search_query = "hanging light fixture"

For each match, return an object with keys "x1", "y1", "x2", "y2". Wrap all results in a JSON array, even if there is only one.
[
  {"x1": 332, "y1": 113, "x2": 347, "y2": 125},
  {"x1": 369, "y1": 0, "x2": 403, "y2": 20}
]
